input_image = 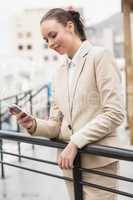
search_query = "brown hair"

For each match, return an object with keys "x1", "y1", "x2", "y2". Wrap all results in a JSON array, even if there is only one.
[{"x1": 40, "y1": 8, "x2": 86, "y2": 41}]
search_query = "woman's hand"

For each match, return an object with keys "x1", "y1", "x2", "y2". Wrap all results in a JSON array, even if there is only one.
[
  {"x1": 15, "y1": 112, "x2": 36, "y2": 132},
  {"x1": 58, "y1": 142, "x2": 78, "y2": 169}
]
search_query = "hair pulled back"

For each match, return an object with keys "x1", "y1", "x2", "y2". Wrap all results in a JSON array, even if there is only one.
[{"x1": 40, "y1": 8, "x2": 86, "y2": 41}]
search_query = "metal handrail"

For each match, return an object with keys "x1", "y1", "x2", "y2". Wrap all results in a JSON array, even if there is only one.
[
  {"x1": 0, "y1": 130, "x2": 133, "y2": 161},
  {"x1": 0, "y1": 130, "x2": 133, "y2": 199},
  {"x1": 0, "y1": 84, "x2": 49, "y2": 124},
  {"x1": 0, "y1": 84, "x2": 48, "y2": 101},
  {"x1": 0, "y1": 90, "x2": 32, "y2": 101},
  {"x1": 0, "y1": 84, "x2": 50, "y2": 167}
]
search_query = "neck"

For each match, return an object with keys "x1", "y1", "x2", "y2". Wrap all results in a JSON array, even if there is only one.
[{"x1": 68, "y1": 38, "x2": 83, "y2": 59}]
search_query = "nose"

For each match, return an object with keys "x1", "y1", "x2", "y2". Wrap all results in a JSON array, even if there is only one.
[{"x1": 48, "y1": 39, "x2": 55, "y2": 49}]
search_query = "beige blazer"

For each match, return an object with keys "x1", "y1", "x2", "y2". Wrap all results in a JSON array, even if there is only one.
[{"x1": 32, "y1": 41, "x2": 125, "y2": 168}]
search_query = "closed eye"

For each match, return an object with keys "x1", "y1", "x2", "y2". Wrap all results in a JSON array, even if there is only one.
[
  {"x1": 50, "y1": 33, "x2": 57, "y2": 39},
  {"x1": 43, "y1": 32, "x2": 57, "y2": 44}
]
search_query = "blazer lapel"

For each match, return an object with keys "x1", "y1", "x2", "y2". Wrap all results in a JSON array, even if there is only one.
[
  {"x1": 61, "y1": 56, "x2": 87, "y2": 122},
  {"x1": 60, "y1": 41, "x2": 93, "y2": 122},
  {"x1": 69, "y1": 41, "x2": 93, "y2": 113},
  {"x1": 70, "y1": 56, "x2": 87, "y2": 111},
  {"x1": 61, "y1": 63, "x2": 71, "y2": 123}
]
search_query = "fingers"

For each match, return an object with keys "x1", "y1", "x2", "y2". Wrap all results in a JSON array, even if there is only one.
[
  {"x1": 16, "y1": 112, "x2": 27, "y2": 121},
  {"x1": 20, "y1": 115, "x2": 31, "y2": 123},
  {"x1": 58, "y1": 156, "x2": 73, "y2": 169},
  {"x1": 57, "y1": 143, "x2": 78, "y2": 170},
  {"x1": 58, "y1": 157, "x2": 68, "y2": 169},
  {"x1": 16, "y1": 112, "x2": 34, "y2": 129}
]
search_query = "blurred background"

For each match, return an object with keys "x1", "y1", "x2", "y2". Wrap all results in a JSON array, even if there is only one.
[
  {"x1": 0, "y1": 0, "x2": 133, "y2": 200},
  {"x1": 0, "y1": 0, "x2": 123, "y2": 97}
]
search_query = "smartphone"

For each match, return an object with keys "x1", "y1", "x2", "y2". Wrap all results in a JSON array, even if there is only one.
[{"x1": 8, "y1": 104, "x2": 27, "y2": 116}]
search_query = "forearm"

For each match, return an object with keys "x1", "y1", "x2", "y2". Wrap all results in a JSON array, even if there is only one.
[
  {"x1": 71, "y1": 108, "x2": 125, "y2": 148},
  {"x1": 28, "y1": 118, "x2": 61, "y2": 138}
]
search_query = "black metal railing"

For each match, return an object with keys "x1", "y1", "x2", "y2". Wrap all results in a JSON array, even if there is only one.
[
  {"x1": 0, "y1": 84, "x2": 50, "y2": 162},
  {"x1": 0, "y1": 85, "x2": 133, "y2": 199},
  {"x1": 0, "y1": 84, "x2": 50, "y2": 131},
  {"x1": 0, "y1": 130, "x2": 133, "y2": 199}
]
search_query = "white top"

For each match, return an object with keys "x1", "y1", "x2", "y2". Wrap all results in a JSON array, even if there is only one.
[{"x1": 68, "y1": 41, "x2": 86, "y2": 93}]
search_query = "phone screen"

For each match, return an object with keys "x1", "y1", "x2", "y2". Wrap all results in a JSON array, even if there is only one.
[
  {"x1": 8, "y1": 104, "x2": 27, "y2": 116},
  {"x1": 9, "y1": 105, "x2": 21, "y2": 113}
]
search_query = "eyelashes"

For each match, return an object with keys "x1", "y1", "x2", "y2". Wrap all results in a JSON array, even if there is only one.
[
  {"x1": 44, "y1": 32, "x2": 57, "y2": 43},
  {"x1": 51, "y1": 33, "x2": 57, "y2": 39}
]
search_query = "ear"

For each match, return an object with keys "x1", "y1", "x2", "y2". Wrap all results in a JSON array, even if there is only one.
[{"x1": 65, "y1": 21, "x2": 74, "y2": 33}]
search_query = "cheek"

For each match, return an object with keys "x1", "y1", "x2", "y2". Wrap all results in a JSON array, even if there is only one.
[
  {"x1": 56, "y1": 36, "x2": 65, "y2": 45},
  {"x1": 56, "y1": 33, "x2": 70, "y2": 47}
]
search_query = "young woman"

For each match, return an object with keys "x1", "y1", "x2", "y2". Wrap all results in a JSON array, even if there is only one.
[{"x1": 15, "y1": 8, "x2": 124, "y2": 200}]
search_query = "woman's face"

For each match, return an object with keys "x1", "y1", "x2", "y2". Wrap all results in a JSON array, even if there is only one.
[{"x1": 41, "y1": 19, "x2": 75, "y2": 55}]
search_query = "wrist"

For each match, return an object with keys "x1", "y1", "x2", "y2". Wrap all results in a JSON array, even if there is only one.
[
  {"x1": 27, "y1": 118, "x2": 37, "y2": 135},
  {"x1": 69, "y1": 142, "x2": 78, "y2": 149}
]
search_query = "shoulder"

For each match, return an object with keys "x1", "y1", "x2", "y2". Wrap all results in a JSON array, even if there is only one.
[
  {"x1": 87, "y1": 44, "x2": 115, "y2": 64},
  {"x1": 89, "y1": 44, "x2": 112, "y2": 58}
]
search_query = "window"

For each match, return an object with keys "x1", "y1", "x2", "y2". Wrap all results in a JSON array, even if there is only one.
[
  {"x1": 17, "y1": 32, "x2": 23, "y2": 39},
  {"x1": 26, "y1": 32, "x2": 32, "y2": 38},
  {"x1": 44, "y1": 43, "x2": 48, "y2": 49},
  {"x1": 114, "y1": 42, "x2": 124, "y2": 58},
  {"x1": 44, "y1": 56, "x2": 49, "y2": 61},
  {"x1": 53, "y1": 55, "x2": 58, "y2": 61},
  {"x1": 18, "y1": 45, "x2": 23, "y2": 50},
  {"x1": 27, "y1": 45, "x2": 32, "y2": 50}
]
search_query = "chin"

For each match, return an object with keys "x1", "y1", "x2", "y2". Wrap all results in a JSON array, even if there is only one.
[
  {"x1": 59, "y1": 52, "x2": 66, "y2": 55},
  {"x1": 55, "y1": 50, "x2": 65, "y2": 55}
]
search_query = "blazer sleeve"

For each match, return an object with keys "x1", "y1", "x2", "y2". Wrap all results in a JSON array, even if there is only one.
[
  {"x1": 70, "y1": 49, "x2": 125, "y2": 148},
  {"x1": 32, "y1": 78, "x2": 63, "y2": 138}
]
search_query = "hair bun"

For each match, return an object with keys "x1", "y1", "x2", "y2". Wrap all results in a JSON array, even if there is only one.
[{"x1": 67, "y1": 9, "x2": 80, "y2": 20}]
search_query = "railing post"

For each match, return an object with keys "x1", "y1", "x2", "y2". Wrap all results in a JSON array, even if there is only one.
[
  {"x1": 47, "y1": 84, "x2": 51, "y2": 117},
  {"x1": 29, "y1": 91, "x2": 35, "y2": 151},
  {"x1": 16, "y1": 96, "x2": 21, "y2": 162},
  {"x1": 0, "y1": 100, "x2": 2, "y2": 130},
  {"x1": 0, "y1": 101, "x2": 5, "y2": 178},
  {"x1": 0, "y1": 139, "x2": 5, "y2": 179},
  {"x1": 73, "y1": 152, "x2": 83, "y2": 200}
]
